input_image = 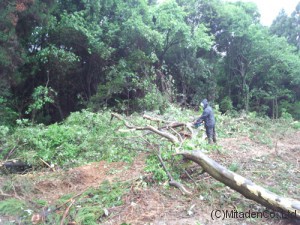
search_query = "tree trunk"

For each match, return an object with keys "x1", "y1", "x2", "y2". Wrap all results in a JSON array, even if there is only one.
[
  {"x1": 275, "y1": 97, "x2": 278, "y2": 119},
  {"x1": 177, "y1": 150, "x2": 300, "y2": 218},
  {"x1": 272, "y1": 99, "x2": 275, "y2": 119}
]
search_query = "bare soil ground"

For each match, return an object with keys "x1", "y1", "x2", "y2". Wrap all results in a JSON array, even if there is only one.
[{"x1": 1, "y1": 132, "x2": 299, "y2": 225}]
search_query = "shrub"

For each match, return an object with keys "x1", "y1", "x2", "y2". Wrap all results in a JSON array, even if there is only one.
[
  {"x1": 219, "y1": 96, "x2": 233, "y2": 114},
  {"x1": 0, "y1": 110, "x2": 139, "y2": 167},
  {"x1": 292, "y1": 121, "x2": 300, "y2": 130}
]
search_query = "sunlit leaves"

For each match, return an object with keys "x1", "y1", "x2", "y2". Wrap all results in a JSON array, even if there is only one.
[
  {"x1": 26, "y1": 85, "x2": 57, "y2": 114},
  {"x1": 191, "y1": 24, "x2": 214, "y2": 50},
  {"x1": 58, "y1": 11, "x2": 111, "y2": 58},
  {"x1": 36, "y1": 45, "x2": 79, "y2": 64}
]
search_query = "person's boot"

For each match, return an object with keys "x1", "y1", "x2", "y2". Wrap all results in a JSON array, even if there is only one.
[
  {"x1": 208, "y1": 138, "x2": 213, "y2": 144},
  {"x1": 213, "y1": 135, "x2": 217, "y2": 143}
]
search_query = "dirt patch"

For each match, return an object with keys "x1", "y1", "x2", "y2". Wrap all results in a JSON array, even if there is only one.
[
  {"x1": 216, "y1": 131, "x2": 300, "y2": 172},
  {"x1": 32, "y1": 161, "x2": 123, "y2": 202},
  {"x1": 219, "y1": 136, "x2": 273, "y2": 158},
  {"x1": 103, "y1": 187, "x2": 208, "y2": 225},
  {"x1": 0, "y1": 153, "x2": 147, "y2": 203},
  {"x1": 103, "y1": 186, "x2": 299, "y2": 225}
]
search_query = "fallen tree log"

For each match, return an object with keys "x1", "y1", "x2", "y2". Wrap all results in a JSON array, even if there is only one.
[
  {"x1": 176, "y1": 150, "x2": 300, "y2": 218},
  {"x1": 112, "y1": 113, "x2": 300, "y2": 218}
]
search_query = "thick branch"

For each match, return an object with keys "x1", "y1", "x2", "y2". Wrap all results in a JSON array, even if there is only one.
[
  {"x1": 112, "y1": 113, "x2": 180, "y2": 144},
  {"x1": 143, "y1": 114, "x2": 194, "y2": 137},
  {"x1": 177, "y1": 150, "x2": 300, "y2": 218},
  {"x1": 112, "y1": 113, "x2": 193, "y2": 195},
  {"x1": 143, "y1": 114, "x2": 170, "y2": 123}
]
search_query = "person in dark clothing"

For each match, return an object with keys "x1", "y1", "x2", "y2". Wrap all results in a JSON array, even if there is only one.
[{"x1": 194, "y1": 99, "x2": 217, "y2": 144}]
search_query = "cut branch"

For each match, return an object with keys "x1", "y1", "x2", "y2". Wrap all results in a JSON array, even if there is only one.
[
  {"x1": 176, "y1": 150, "x2": 300, "y2": 218},
  {"x1": 112, "y1": 113, "x2": 193, "y2": 195},
  {"x1": 112, "y1": 113, "x2": 180, "y2": 144},
  {"x1": 60, "y1": 199, "x2": 75, "y2": 225},
  {"x1": 143, "y1": 114, "x2": 194, "y2": 136},
  {"x1": 157, "y1": 150, "x2": 191, "y2": 195},
  {"x1": 143, "y1": 114, "x2": 170, "y2": 123},
  {"x1": 32, "y1": 189, "x2": 87, "y2": 224}
]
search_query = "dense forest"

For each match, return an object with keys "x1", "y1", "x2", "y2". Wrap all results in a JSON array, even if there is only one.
[
  {"x1": 1, "y1": 1, "x2": 300, "y2": 224},
  {"x1": 1, "y1": 0, "x2": 300, "y2": 126}
]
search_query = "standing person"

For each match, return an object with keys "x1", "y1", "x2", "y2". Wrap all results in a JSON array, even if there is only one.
[{"x1": 194, "y1": 99, "x2": 217, "y2": 144}]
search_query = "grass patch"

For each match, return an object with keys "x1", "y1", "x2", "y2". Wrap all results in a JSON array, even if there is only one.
[
  {"x1": 23, "y1": 180, "x2": 131, "y2": 225},
  {"x1": 0, "y1": 198, "x2": 26, "y2": 216},
  {"x1": 228, "y1": 162, "x2": 239, "y2": 172}
]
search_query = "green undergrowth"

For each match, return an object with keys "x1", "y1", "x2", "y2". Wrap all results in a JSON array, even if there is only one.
[
  {"x1": 1, "y1": 105, "x2": 298, "y2": 176},
  {"x1": 52, "y1": 180, "x2": 129, "y2": 225},
  {"x1": 217, "y1": 111, "x2": 297, "y2": 146},
  {"x1": 0, "y1": 180, "x2": 130, "y2": 224},
  {"x1": 0, "y1": 110, "x2": 145, "y2": 169},
  {"x1": 0, "y1": 198, "x2": 27, "y2": 216}
]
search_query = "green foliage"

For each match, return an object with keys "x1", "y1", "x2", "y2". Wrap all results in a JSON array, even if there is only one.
[
  {"x1": 0, "y1": 85, "x2": 18, "y2": 126},
  {"x1": 292, "y1": 121, "x2": 300, "y2": 130},
  {"x1": 0, "y1": 110, "x2": 139, "y2": 167},
  {"x1": 35, "y1": 45, "x2": 80, "y2": 66},
  {"x1": 137, "y1": 85, "x2": 168, "y2": 113},
  {"x1": 145, "y1": 154, "x2": 168, "y2": 182},
  {"x1": 228, "y1": 162, "x2": 239, "y2": 172},
  {"x1": 270, "y1": 3, "x2": 300, "y2": 51},
  {"x1": 219, "y1": 96, "x2": 233, "y2": 114},
  {"x1": 51, "y1": 181, "x2": 129, "y2": 225},
  {"x1": 0, "y1": 125, "x2": 10, "y2": 137},
  {"x1": 34, "y1": 199, "x2": 48, "y2": 207},
  {"x1": 26, "y1": 86, "x2": 57, "y2": 115},
  {"x1": 76, "y1": 206, "x2": 102, "y2": 225},
  {"x1": 0, "y1": 198, "x2": 27, "y2": 216},
  {"x1": 289, "y1": 101, "x2": 300, "y2": 120},
  {"x1": 0, "y1": 0, "x2": 299, "y2": 121},
  {"x1": 280, "y1": 108, "x2": 293, "y2": 120},
  {"x1": 0, "y1": 106, "x2": 18, "y2": 126},
  {"x1": 89, "y1": 180, "x2": 127, "y2": 207}
]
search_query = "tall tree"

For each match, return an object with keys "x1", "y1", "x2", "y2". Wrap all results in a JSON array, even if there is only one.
[{"x1": 270, "y1": 3, "x2": 300, "y2": 51}]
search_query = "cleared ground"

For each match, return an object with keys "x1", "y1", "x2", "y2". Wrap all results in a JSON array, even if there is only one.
[{"x1": 0, "y1": 131, "x2": 299, "y2": 225}]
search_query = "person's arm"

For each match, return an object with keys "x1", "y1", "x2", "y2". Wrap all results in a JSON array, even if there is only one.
[{"x1": 196, "y1": 108, "x2": 209, "y2": 123}]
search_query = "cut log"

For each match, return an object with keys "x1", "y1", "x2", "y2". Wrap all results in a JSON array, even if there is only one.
[{"x1": 176, "y1": 150, "x2": 300, "y2": 218}]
